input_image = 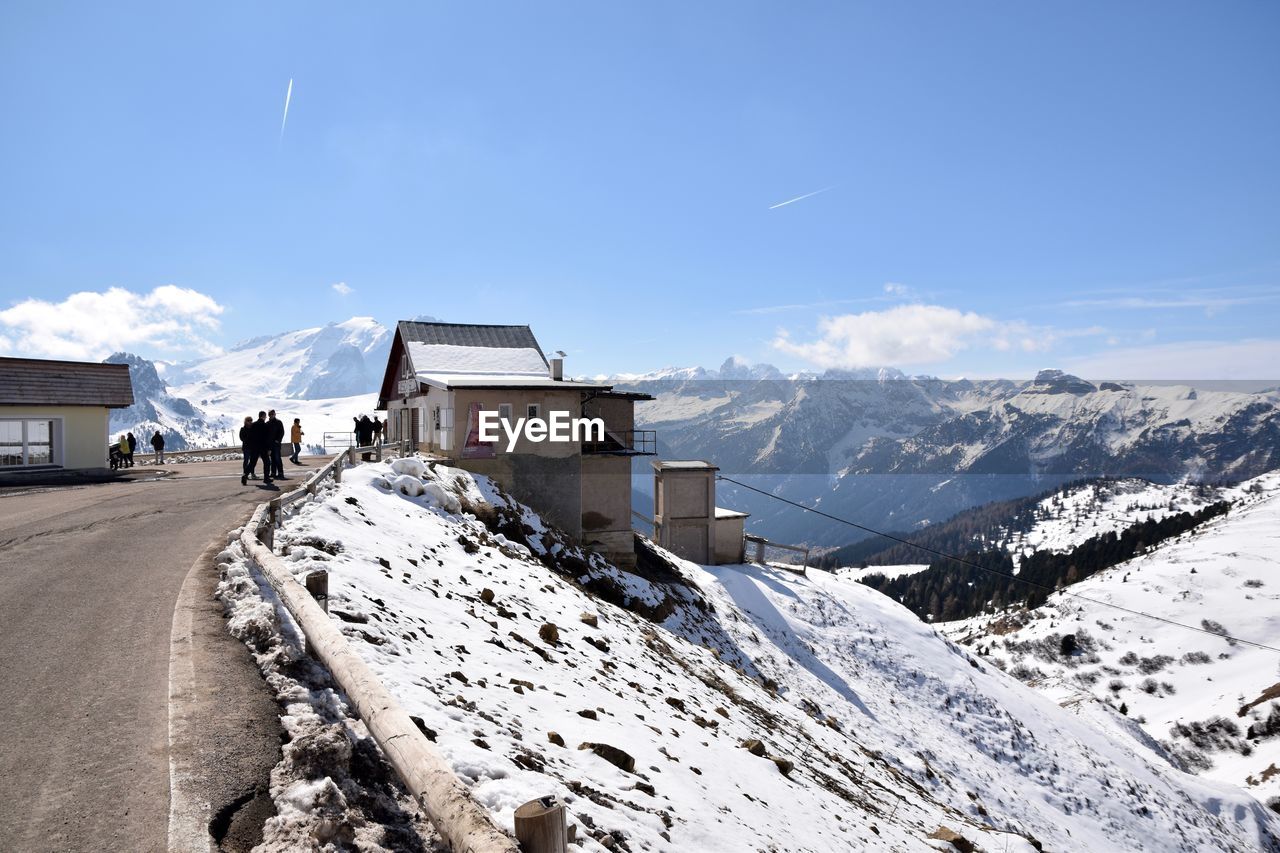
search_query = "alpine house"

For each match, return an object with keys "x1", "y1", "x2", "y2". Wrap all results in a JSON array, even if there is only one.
[{"x1": 377, "y1": 320, "x2": 654, "y2": 567}]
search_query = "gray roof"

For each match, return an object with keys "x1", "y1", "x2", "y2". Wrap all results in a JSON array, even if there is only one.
[
  {"x1": 0, "y1": 357, "x2": 134, "y2": 408},
  {"x1": 396, "y1": 321, "x2": 547, "y2": 366}
]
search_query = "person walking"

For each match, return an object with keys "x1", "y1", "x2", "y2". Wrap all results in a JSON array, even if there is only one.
[
  {"x1": 239, "y1": 415, "x2": 257, "y2": 480},
  {"x1": 267, "y1": 410, "x2": 286, "y2": 480},
  {"x1": 373, "y1": 416, "x2": 383, "y2": 445},
  {"x1": 150, "y1": 430, "x2": 165, "y2": 464},
  {"x1": 289, "y1": 418, "x2": 304, "y2": 465},
  {"x1": 117, "y1": 433, "x2": 130, "y2": 469},
  {"x1": 358, "y1": 414, "x2": 375, "y2": 461},
  {"x1": 125, "y1": 432, "x2": 137, "y2": 467},
  {"x1": 242, "y1": 411, "x2": 274, "y2": 486}
]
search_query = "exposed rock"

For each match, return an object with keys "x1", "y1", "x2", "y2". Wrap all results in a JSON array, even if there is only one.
[
  {"x1": 770, "y1": 755, "x2": 794, "y2": 776},
  {"x1": 408, "y1": 715, "x2": 437, "y2": 742},
  {"x1": 480, "y1": 587, "x2": 495, "y2": 604},
  {"x1": 578, "y1": 742, "x2": 636, "y2": 773},
  {"x1": 741, "y1": 738, "x2": 766, "y2": 757},
  {"x1": 580, "y1": 612, "x2": 599, "y2": 627},
  {"x1": 547, "y1": 731, "x2": 565, "y2": 747},
  {"x1": 578, "y1": 709, "x2": 598, "y2": 720},
  {"x1": 539, "y1": 622, "x2": 560, "y2": 645},
  {"x1": 927, "y1": 826, "x2": 975, "y2": 853}
]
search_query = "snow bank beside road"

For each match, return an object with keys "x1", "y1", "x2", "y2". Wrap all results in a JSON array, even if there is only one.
[{"x1": 214, "y1": 535, "x2": 442, "y2": 852}]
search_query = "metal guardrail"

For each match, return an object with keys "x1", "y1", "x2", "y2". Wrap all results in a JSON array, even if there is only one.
[{"x1": 582, "y1": 429, "x2": 657, "y2": 456}]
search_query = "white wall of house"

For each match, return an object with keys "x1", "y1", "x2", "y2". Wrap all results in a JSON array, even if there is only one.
[{"x1": 0, "y1": 405, "x2": 110, "y2": 469}]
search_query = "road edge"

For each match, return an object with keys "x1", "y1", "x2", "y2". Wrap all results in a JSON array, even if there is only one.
[{"x1": 167, "y1": 536, "x2": 223, "y2": 853}]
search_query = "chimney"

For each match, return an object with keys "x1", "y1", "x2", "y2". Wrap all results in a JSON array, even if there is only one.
[{"x1": 550, "y1": 351, "x2": 565, "y2": 381}]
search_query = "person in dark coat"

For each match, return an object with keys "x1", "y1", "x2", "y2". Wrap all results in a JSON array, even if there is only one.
[
  {"x1": 241, "y1": 411, "x2": 274, "y2": 486},
  {"x1": 125, "y1": 432, "x2": 137, "y2": 467},
  {"x1": 239, "y1": 415, "x2": 257, "y2": 480},
  {"x1": 267, "y1": 409, "x2": 286, "y2": 479},
  {"x1": 150, "y1": 430, "x2": 165, "y2": 464},
  {"x1": 358, "y1": 414, "x2": 375, "y2": 461}
]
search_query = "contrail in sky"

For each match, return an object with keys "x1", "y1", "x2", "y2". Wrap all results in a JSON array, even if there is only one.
[
  {"x1": 768, "y1": 185, "x2": 835, "y2": 210},
  {"x1": 279, "y1": 78, "x2": 293, "y2": 141}
]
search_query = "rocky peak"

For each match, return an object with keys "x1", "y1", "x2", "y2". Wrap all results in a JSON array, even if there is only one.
[{"x1": 1029, "y1": 369, "x2": 1097, "y2": 395}]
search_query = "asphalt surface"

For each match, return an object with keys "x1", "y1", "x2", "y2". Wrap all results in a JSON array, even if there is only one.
[{"x1": 0, "y1": 458, "x2": 328, "y2": 853}]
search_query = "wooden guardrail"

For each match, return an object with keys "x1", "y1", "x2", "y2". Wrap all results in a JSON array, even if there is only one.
[
  {"x1": 239, "y1": 441, "x2": 520, "y2": 853},
  {"x1": 744, "y1": 533, "x2": 810, "y2": 573}
]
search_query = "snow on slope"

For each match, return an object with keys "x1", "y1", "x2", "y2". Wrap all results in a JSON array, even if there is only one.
[
  {"x1": 943, "y1": 471, "x2": 1280, "y2": 806},
  {"x1": 1002, "y1": 479, "x2": 1225, "y2": 563},
  {"x1": 980, "y1": 478, "x2": 1228, "y2": 572},
  {"x1": 244, "y1": 458, "x2": 1279, "y2": 851}
]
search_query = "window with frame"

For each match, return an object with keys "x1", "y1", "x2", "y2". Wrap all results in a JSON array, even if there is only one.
[
  {"x1": 526, "y1": 403, "x2": 540, "y2": 421},
  {"x1": 0, "y1": 419, "x2": 56, "y2": 467},
  {"x1": 498, "y1": 403, "x2": 513, "y2": 425}
]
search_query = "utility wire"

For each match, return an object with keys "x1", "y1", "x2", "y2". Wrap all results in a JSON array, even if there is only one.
[{"x1": 716, "y1": 474, "x2": 1280, "y2": 655}]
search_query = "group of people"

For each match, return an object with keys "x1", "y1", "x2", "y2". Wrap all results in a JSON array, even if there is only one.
[
  {"x1": 353, "y1": 414, "x2": 384, "y2": 461},
  {"x1": 239, "y1": 411, "x2": 304, "y2": 487},
  {"x1": 112, "y1": 430, "x2": 167, "y2": 468}
]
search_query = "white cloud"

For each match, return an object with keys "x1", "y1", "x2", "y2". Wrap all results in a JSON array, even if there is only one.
[
  {"x1": 772, "y1": 304, "x2": 1053, "y2": 369},
  {"x1": 332, "y1": 282, "x2": 353, "y2": 296},
  {"x1": 0, "y1": 285, "x2": 225, "y2": 361},
  {"x1": 1066, "y1": 339, "x2": 1280, "y2": 380},
  {"x1": 882, "y1": 281, "x2": 914, "y2": 298}
]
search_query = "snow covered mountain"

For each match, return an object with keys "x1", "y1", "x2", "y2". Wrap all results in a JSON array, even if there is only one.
[
  {"x1": 104, "y1": 352, "x2": 220, "y2": 449},
  {"x1": 940, "y1": 471, "x2": 1280, "y2": 811},
  {"x1": 106, "y1": 318, "x2": 392, "y2": 450},
  {"x1": 218, "y1": 455, "x2": 1280, "y2": 851},
  {"x1": 617, "y1": 365, "x2": 1280, "y2": 546},
  {"x1": 168, "y1": 316, "x2": 390, "y2": 403}
]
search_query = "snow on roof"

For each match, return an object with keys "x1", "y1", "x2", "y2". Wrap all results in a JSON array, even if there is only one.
[
  {"x1": 414, "y1": 372, "x2": 613, "y2": 391},
  {"x1": 406, "y1": 342, "x2": 548, "y2": 377},
  {"x1": 653, "y1": 460, "x2": 718, "y2": 470}
]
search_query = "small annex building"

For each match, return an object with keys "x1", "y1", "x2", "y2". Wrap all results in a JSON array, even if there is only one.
[
  {"x1": 377, "y1": 321, "x2": 654, "y2": 568},
  {"x1": 0, "y1": 357, "x2": 134, "y2": 472}
]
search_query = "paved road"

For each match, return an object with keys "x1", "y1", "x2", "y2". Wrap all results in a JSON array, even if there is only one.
[{"x1": 0, "y1": 458, "x2": 327, "y2": 853}]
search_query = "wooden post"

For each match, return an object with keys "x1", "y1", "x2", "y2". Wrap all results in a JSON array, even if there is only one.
[
  {"x1": 333, "y1": 456, "x2": 343, "y2": 483},
  {"x1": 269, "y1": 498, "x2": 282, "y2": 529},
  {"x1": 514, "y1": 796, "x2": 567, "y2": 853},
  {"x1": 755, "y1": 538, "x2": 765, "y2": 564},
  {"x1": 259, "y1": 520, "x2": 274, "y2": 552},
  {"x1": 305, "y1": 570, "x2": 329, "y2": 614},
  {"x1": 347, "y1": 446, "x2": 357, "y2": 466}
]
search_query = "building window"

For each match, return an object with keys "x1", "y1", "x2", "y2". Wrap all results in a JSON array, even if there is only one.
[
  {"x1": 498, "y1": 403, "x2": 513, "y2": 424},
  {"x1": 526, "y1": 403, "x2": 540, "y2": 421},
  {"x1": 0, "y1": 419, "x2": 57, "y2": 467}
]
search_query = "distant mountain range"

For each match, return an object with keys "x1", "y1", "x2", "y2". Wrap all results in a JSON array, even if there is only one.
[{"x1": 614, "y1": 363, "x2": 1280, "y2": 546}]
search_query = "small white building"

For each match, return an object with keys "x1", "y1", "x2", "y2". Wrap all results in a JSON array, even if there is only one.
[
  {"x1": 652, "y1": 460, "x2": 750, "y2": 565},
  {"x1": 0, "y1": 357, "x2": 134, "y2": 472}
]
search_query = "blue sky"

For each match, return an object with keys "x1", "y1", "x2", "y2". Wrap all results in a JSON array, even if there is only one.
[{"x1": 1, "y1": 2, "x2": 1277, "y2": 378}]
